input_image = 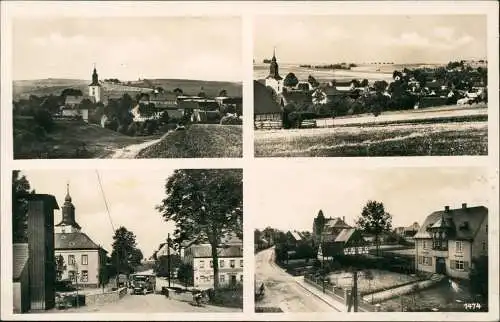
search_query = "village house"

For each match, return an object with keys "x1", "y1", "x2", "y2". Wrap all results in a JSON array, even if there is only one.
[
  {"x1": 317, "y1": 228, "x2": 366, "y2": 262},
  {"x1": 181, "y1": 233, "x2": 243, "y2": 289},
  {"x1": 394, "y1": 222, "x2": 420, "y2": 237},
  {"x1": 54, "y1": 185, "x2": 107, "y2": 287},
  {"x1": 254, "y1": 80, "x2": 283, "y2": 129},
  {"x1": 414, "y1": 204, "x2": 488, "y2": 279}
]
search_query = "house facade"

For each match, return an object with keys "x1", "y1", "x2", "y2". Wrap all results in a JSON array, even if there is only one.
[
  {"x1": 54, "y1": 185, "x2": 106, "y2": 287},
  {"x1": 254, "y1": 80, "x2": 283, "y2": 129},
  {"x1": 317, "y1": 228, "x2": 366, "y2": 262},
  {"x1": 414, "y1": 204, "x2": 488, "y2": 279}
]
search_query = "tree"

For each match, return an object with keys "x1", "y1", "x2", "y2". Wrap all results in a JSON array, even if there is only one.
[
  {"x1": 98, "y1": 265, "x2": 109, "y2": 292},
  {"x1": 283, "y1": 72, "x2": 299, "y2": 88},
  {"x1": 55, "y1": 254, "x2": 66, "y2": 281},
  {"x1": 361, "y1": 79, "x2": 369, "y2": 87},
  {"x1": 393, "y1": 70, "x2": 403, "y2": 80},
  {"x1": 12, "y1": 171, "x2": 34, "y2": 243},
  {"x1": 307, "y1": 75, "x2": 319, "y2": 88},
  {"x1": 34, "y1": 108, "x2": 54, "y2": 132},
  {"x1": 173, "y1": 88, "x2": 183, "y2": 96},
  {"x1": 110, "y1": 226, "x2": 142, "y2": 275},
  {"x1": 469, "y1": 255, "x2": 488, "y2": 302},
  {"x1": 157, "y1": 169, "x2": 243, "y2": 290},
  {"x1": 218, "y1": 89, "x2": 228, "y2": 97},
  {"x1": 356, "y1": 200, "x2": 392, "y2": 256},
  {"x1": 373, "y1": 80, "x2": 388, "y2": 93},
  {"x1": 61, "y1": 88, "x2": 83, "y2": 97}
]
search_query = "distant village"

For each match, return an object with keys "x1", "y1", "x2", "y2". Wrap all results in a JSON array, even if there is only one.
[
  {"x1": 254, "y1": 50, "x2": 488, "y2": 129},
  {"x1": 13, "y1": 65, "x2": 243, "y2": 136}
]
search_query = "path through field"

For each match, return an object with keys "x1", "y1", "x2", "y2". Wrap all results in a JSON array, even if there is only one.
[{"x1": 108, "y1": 135, "x2": 165, "y2": 158}]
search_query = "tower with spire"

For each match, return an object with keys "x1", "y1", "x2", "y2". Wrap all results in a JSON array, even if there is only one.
[
  {"x1": 265, "y1": 48, "x2": 283, "y2": 94},
  {"x1": 88, "y1": 63, "x2": 102, "y2": 103},
  {"x1": 54, "y1": 184, "x2": 81, "y2": 233}
]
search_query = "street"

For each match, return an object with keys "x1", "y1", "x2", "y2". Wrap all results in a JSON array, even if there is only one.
[
  {"x1": 52, "y1": 292, "x2": 241, "y2": 313},
  {"x1": 255, "y1": 247, "x2": 338, "y2": 312}
]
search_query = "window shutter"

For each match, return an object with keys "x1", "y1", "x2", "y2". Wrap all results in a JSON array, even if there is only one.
[
  {"x1": 450, "y1": 260, "x2": 456, "y2": 269},
  {"x1": 464, "y1": 261, "x2": 469, "y2": 272}
]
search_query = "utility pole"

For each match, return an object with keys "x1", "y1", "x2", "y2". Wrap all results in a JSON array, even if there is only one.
[
  {"x1": 352, "y1": 269, "x2": 358, "y2": 312},
  {"x1": 167, "y1": 233, "x2": 171, "y2": 288},
  {"x1": 322, "y1": 245, "x2": 325, "y2": 293}
]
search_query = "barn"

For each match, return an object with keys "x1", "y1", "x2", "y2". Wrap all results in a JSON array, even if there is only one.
[{"x1": 254, "y1": 81, "x2": 283, "y2": 129}]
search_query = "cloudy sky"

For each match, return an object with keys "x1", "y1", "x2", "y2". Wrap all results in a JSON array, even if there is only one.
[
  {"x1": 253, "y1": 165, "x2": 490, "y2": 231},
  {"x1": 13, "y1": 17, "x2": 242, "y2": 81},
  {"x1": 20, "y1": 169, "x2": 176, "y2": 258},
  {"x1": 254, "y1": 15, "x2": 487, "y2": 64}
]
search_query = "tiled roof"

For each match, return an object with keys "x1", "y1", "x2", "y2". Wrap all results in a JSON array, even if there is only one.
[
  {"x1": 149, "y1": 92, "x2": 177, "y2": 102},
  {"x1": 254, "y1": 80, "x2": 282, "y2": 115},
  {"x1": 334, "y1": 228, "x2": 356, "y2": 242},
  {"x1": 65, "y1": 95, "x2": 84, "y2": 105},
  {"x1": 289, "y1": 231, "x2": 303, "y2": 241},
  {"x1": 414, "y1": 206, "x2": 487, "y2": 240},
  {"x1": 190, "y1": 244, "x2": 243, "y2": 258},
  {"x1": 281, "y1": 90, "x2": 312, "y2": 105},
  {"x1": 156, "y1": 243, "x2": 178, "y2": 257},
  {"x1": 13, "y1": 243, "x2": 29, "y2": 281},
  {"x1": 55, "y1": 232, "x2": 101, "y2": 250},
  {"x1": 179, "y1": 100, "x2": 200, "y2": 110}
]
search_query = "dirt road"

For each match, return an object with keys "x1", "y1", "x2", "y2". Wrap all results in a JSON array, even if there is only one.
[
  {"x1": 109, "y1": 136, "x2": 164, "y2": 158},
  {"x1": 255, "y1": 247, "x2": 338, "y2": 312}
]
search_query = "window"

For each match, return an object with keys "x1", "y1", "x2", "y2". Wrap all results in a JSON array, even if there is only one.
[
  {"x1": 418, "y1": 256, "x2": 423, "y2": 265},
  {"x1": 68, "y1": 255, "x2": 75, "y2": 265},
  {"x1": 199, "y1": 260, "x2": 205, "y2": 269},
  {"x1": 81, "y1": 270, "x2": 88, "y2": 282},
  {"x1": 210, "y1": 260, "x2": 213, "y2": 268},
  {"x1": 230, "y1": 260, "x2": 235, "y2": 268},
  {"x1": 240, "y1": 275, "x2": 243, "y2": 282},
  {"x1": 423, "y1": 241, "x2": 428, "y2": 249},
  {"x1": 240, "y1": 259, "x2": 243, "y2": 267},
  {"x1": 220, "y1": 260, "x2": 225, "y2": 268},
  {"x1": 68, "y1": 270, "x2": 76, "y2": 282},
  {"x1": 455, "y1": 260, "x2": 464, "y2": 270},
  {"x1": 220, "y1": 275, "x2": 225, "y2": 283},
  {"x1": 81, "y1": 255, "x2": 88, "y2": 265},
  {"x1": 456, "y1": 241, "x2": 463, "y2": 252},
  {"x1": 482, "y1": 242, "x2": 487, "y2": 251},
  {"x1": 423, "y1": 257, "x2": 432, "y2": 266}
]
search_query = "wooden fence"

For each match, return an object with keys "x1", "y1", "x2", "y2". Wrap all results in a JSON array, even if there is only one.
[{"x1": 254, "y1": 120, "x2": 282, "y2": 130}]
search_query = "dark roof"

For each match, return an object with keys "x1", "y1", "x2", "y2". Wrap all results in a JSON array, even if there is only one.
[
  {"x1": 426, "y1": 80, "x2": 445, "y2": 89},
  {"x1": 179, "y1": 100, "x2": 199, "y2": 110},
  {"x1": 221, "y1": 97, "x2": 242, "y2": 105},
  {"x1": 334, "y1": 228, "x2": 356, "y2": 242},
  {"x1": 198, "y1": 101, "x2": 220, "y2": 110},
  {"x1": 254, "y1": 80, "x2": 282, "y2": 115},
  {"x1": 55, "y1": 232, "x2": 101, "y2": 250},
  {"x1": 149, "y1": 92, "x2": 177, "y2": 101},
  {"x1": 282, "y1": 90, "x2": 312, "y2": 105},
  {"x1": 414, "y1": 206, "x2": 487, "y2": 240},
  {"x1": 65, "y1": 95, "x2": 84, "y2": 105},
  {"x1": 335, "y1": 80, "x2": 355, "y2": 87},
  {"x1": 13, "y1": 243, "x2": 29, "y2": 281},
  {"x1": 23, "y1": 194, "x2": 60, "y2": 210},
  {"x1": 190, "y1": 244, "x2": 243, "y2": 258}
]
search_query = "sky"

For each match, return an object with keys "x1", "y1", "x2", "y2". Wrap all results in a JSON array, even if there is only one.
[
  {"x1": 254, "y1": 15, "x2": 487, "y2": 64},
  {"x1": 252, "y1": 166, "x2": 490, "y2": 232},
  {"x1": 20, "y1": 169, "x2": 176, "y2": 259},
  {"x1": 13, "y1": 17, "x2": 242, "y2": 82}
]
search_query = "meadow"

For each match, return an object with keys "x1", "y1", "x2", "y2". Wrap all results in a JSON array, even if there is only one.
[
  {"x1": 255, "y1": 120, "x2": 488, "y2": 157},
  {"x1": 137, "y1": 124, "x2": 242, "y2": 158}
]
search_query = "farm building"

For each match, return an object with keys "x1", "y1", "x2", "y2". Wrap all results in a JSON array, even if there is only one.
[
  {"x1": 414, "y1": 204, "x2": 488, "y2": 279},
  {"x1": 317, "y1": 228, "x2": 365, "y2": 262},
  {"x1": 254, "y1": 80, "x2": 283, "y2": 129}
]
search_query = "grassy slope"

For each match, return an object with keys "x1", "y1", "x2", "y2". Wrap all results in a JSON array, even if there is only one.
[
  {"x1": 14, "y1": 118, "x2": 156, "y2": 159},
  {"x1": 255, "y1": 121, "x2": 488, "y2": 157},
  {"x1": 13, "y1": 78, "x2": 242, "y2": 99},
  {"x1": 137, "y1": 124, "x2": 242, "y2": 158}
]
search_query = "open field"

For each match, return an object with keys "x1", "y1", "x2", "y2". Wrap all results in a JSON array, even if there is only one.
[
  {"x1": 255, "y1": 118, "x2": 487, "y2": 157},
  {"x1": 14, "y1": 118, "x2": 157, "y2": 159},
  {"x1": 13, "y1": 78, "x2": 242, "y2": 100},
  {"x1": 136, "y1": 124, "x2": 242, "y2": 158}
]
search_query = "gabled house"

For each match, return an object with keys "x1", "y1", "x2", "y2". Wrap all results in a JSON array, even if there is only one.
[
  {"x1": 317, "y1": 228, "x2": 365, "y2": 261},
  {"x1": 254, "y1": 80, "x2": 283, "y2": 129},
  {"x1": 414, "y1": 204, "x2": 488, "y2": 279}
]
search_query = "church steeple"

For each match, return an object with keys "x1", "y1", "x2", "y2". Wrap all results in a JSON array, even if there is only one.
[
  {"x1": 267, "y1": 47, "x2": 282, "y2": 80},
  {"x1": 56, "y1": 183, "x2": 81, "y2": 232},
  {"x1": 90, "y1": 63, "x2": 100, "y2": 86}
]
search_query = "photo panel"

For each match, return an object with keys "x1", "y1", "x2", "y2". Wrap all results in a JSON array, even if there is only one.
[{"x1": 253, "y1": 14, "x2": 488, "y2": 158}]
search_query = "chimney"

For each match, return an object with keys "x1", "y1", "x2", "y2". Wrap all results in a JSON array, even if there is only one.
[
  {"x1": 27, "y1": 194, "x2": 59, "y2": 310},
  {"x1": 462, "y1": 203, "x2": 467, "y2": 209},
  {"x1": 444, "y1": 206, "x2": 450, "y2": 212}
]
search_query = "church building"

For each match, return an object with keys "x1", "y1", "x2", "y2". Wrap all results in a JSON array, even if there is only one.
[
  {"x1": 54, "y1": 185, "x2": 106, "y2": 287},
  {"x1": 88, "y1": 64, "x2": 102, "y2": 103},
  {"x1": 265, "y1": 49, "x2": 283, "y2": 95}
]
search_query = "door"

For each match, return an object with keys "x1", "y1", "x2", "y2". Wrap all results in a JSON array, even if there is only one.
[
  {"x1": 230, "y1": 275, "x2": 237, "y2": 285},
  {"x1": 436, "y1": 257, "x2": 446, "y2": 274}
]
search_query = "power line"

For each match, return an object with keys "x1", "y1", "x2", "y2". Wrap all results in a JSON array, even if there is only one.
[{"x1": 96, "y1": 170, "x2": 115, "y2": 233}]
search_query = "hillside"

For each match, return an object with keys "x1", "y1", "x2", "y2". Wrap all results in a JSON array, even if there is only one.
[
  {"x1": 13, "y1": 78, "x2": 242, "y2": 100},
  {"x1": 14, "y1": 117, "x2": 157, "y2": 159},
  {"x1": 136, "y1": 124, "x2": 242, "y2": 158}
]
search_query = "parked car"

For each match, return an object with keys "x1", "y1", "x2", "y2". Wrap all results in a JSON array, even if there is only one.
[{"x1": 130, "y1": 274, "x2": 156, "y2": 295}]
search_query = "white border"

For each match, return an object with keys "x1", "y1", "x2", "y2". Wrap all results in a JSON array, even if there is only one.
[{"x1": 2, "y1": 1, "x2": 499, "y2": 321}]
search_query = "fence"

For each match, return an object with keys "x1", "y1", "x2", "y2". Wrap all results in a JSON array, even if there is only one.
[
  {"x1": 84, "y1": 287, "x2": 128, "y2": 306},
  {"x1": 254, "y1": 120, "x2": 282, "y2": 130}
]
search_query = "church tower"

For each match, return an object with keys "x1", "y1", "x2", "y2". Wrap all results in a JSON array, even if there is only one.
[
  {"x1": 54, "y1": 184, "x2": 82, "y2": 234},
  {"x1": 88, "y1": 64, "x2": 102, "y2": 103},
  {"x1": 265, "y1": 48, "x2": 283, "y2": 95}
]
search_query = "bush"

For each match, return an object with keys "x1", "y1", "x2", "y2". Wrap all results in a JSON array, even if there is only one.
[
  {"x1": 33, "y1": 108, "x2": 54, "y2": 132},
  {"x1": 220, "y1": 115, "x2": 242, "y2": 125}
]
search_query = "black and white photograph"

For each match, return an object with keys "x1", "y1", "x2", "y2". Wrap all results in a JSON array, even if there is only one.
[
  {"x1": 12, "y1": 16, "x2": 243, "y2": 159},
  {"x1": 253, "y1": 15, "x2": 488, "y2": 157},
  {"x1": 11, "y1": 168, "x2": 243, "y2": 313},
  {"x1": 253, "y1": 165, "x2": 489, "y2": 313}
]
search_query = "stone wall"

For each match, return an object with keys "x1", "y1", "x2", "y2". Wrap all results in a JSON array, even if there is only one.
[{"x1": 84, "y1": 287, "x2": 127, "y2": 306}]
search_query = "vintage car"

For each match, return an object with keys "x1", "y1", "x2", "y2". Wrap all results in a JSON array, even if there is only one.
[{"x1": 129, "y1": 274, "x2": 156, "y2": 295}]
